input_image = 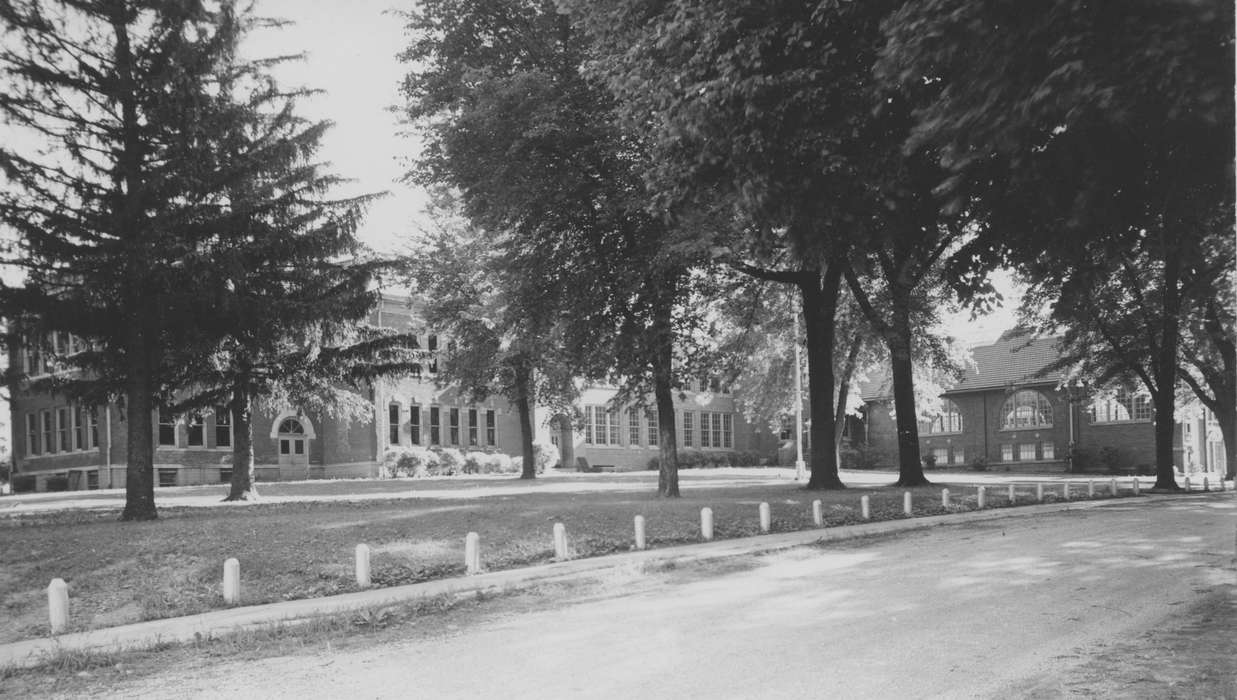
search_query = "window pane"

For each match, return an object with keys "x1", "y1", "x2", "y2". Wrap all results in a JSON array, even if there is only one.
[
  {"x1": 683, "y1": 412, "x2": 693, "y2": 448},
  {"x1": 410, "y1": 405, "x2": 421, "y2": 445},
  {"x1": 1001, "y1": 444, "x2": 1013, "y2": 461},
  {"x1": 1041, "y1": 441, "x2": 1055, "y2": 460},
  {"x1": 1019, "y1": 443, "x2": 1036, "y2": 460},
  {"x1": 389, "y1": 404, "x2": 401, "y2": 445}
]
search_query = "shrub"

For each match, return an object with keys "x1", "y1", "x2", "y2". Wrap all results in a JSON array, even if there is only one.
[
  {"x1": 845, "y1": 444, "x2": 891, "y2": 470},
  {"x1": 45, "y1": 475, "x2": 69, "y2": 491},
  {"x1": 381, "y1": 447, "x2": 440, "y2": 478},
  {"x1": 434, "y1": 447, "x2": 465, "y2": 476},
  {"x1": 970, "y1": 457, "x2": 989, "y2": 472},
  {"x1": 488, "y1": 452, "x2": 517, "y2": 474},
  {"x1": 1068, "y1": 445, "x2": 1090, "y2": 473},
  {"x1": 462, "y1": 451, "x2": 488, "y2": 475},
  {"x1": 531, "y1": 440, "x2": 558, "y2": 473},
  {"x1": 12, "y1": 474, "x2": 36, "y2": 493},
  {"x1": 922, "y1": 453, "x2": 938, "y2": 470}
]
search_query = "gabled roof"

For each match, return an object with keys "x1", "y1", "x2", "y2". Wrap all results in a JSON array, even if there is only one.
[{"x1": 944, "y1": 329, "x2": 1064, "y2": 394}]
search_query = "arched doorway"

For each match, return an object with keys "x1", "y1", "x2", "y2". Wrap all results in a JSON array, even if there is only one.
[{"x1": 270, "y1": 412, "x2": 316, "y2": 477}]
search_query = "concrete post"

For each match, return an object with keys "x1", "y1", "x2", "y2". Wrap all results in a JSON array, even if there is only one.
[
  {"x1": 1133, "y1": 477, "x2": 1140, "y2": 495},
  {"x1": 223, "y1": 558, "x2": 240, "y2": 605},
  {"x1": 903, "y1": 491, "x2": 912, "y2": 516},
  {"x1": 700, "y1": 507, "x2": 714, "y2": 541},
  {"x1": 860, "y1": 495, "x2": 870, "y2": 520},
  {"x1": 1088, "y1": 480, "x2": 1095, "y2": 498},
  {"x1": 465, "y1": 532, "x2": 480, "y2": 574},
  {"x1": 759, "y1": 502, "x2": 771, "y2": 533},
  {"x1": 355, "y1": 544, "x2": 371, "y2": 588},
  {"x1": 47, "y1": 578, "x2": 68, "y2": 634},
  {"x1": 811, "y1": 499, "x2": 823, "y2": 527},
  {"x1": 1061, "y1": 482, "x2": 1070, "y2": 500},
  {"x1": 553, "y1": 522, "x2": 569, "y2": 560},
  {"x1": 1110, "y1": 478, "x2": 1118, "y2": 496},
  {"x1": 1036, "y1": 483, "x2": 1044, "y2": 503},
  {"x1": 634, "y1": 515, "x2": 646, "y2": 550},
  {"x1": 1008, "y1": 484, "x2": 1016, "y2": 503},
  {"x1": 977, "y1": 485, "x2": 986, "y2": 510},
  {"x1": 941, "y1": 488, "x2": 950, "y2": 508}
]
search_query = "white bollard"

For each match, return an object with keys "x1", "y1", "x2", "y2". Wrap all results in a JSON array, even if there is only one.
[
  {"x1": 465, "y1": 532, "x2": 481, "y2": 574},
  {"x1": 759, "y1": 502, "x2": 771, "y2": 533},
  {"x1": 634, "y1": 515, "x2": 646, "y2": 550},
  {"x1": 1110, "y1": 478, "x2": 1118, "y2": 496},
  {"x1": 1133, "y1": 477, "x2": 1140, "y2": 495},
  {"x1": 47, "y1": 578, "x2": 69, "y2": 634},
  {"x1": 1088, "y1": 480, "x2": 1095, "y2": 498},
  {"x1": 977, "y1": 485, "x2": 986, "y2": 509},
  {"x1": 223, "y1": 558, "x2": 240, "y2": 605},
  {"x1": 355, "y1": 544, "x2": 371, "y2": 588},
  {"x1": 1036, "y1": 483, "x2": 1044, "y2": 502},
  {"x1": 812, "y1": 499, "x2": 823, "y2": 527},
  {"x1": 700, "y1": 507, "x2": 714, "y2": 541},
  {"x1": 860, "y1": 495, "x2": 870, "y2": 520},
  {"x1": 1008, "y1": 484, "x2": 1016, "y2": 503},
  {"x1": 941, "y1": 488, "x2": 950, "y2": 508},
  {"x1": 553, "y1": 522, "x2": 569, "y2": 561},
  {"x1": 1061, "y1": 482, "x2": 1070, "y2": 501},
  {"x1": 903, "y1": 491, "x2": 913, "y2": 516}
]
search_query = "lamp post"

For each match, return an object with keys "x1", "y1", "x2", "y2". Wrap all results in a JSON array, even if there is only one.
[{"x1": 794, "y1": 309, "x2": 806, "y2": 481}]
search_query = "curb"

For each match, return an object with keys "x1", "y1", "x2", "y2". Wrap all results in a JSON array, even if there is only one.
[{"x1": 0, "y1": 490, "x2": 1226, "y2": 670}]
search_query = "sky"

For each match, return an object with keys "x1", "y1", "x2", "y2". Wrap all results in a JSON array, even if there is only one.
[
  {"x1": 248, "y1": 0, "x2": 429, "y2": 254},
  {"x1": 245, "y1": 1, "x2": 1020, "y2": 346}
]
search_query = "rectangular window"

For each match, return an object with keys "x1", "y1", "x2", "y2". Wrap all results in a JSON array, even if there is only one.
[
  {"x1": 26, "y1": 414, "x2": 39, "y2": 456},
  {"x1": 42, "y1": 410, "x2": 54, "y2": 454},
  {"x1": 485, "y1": 409, "x2": 496, "y2": 446},
  {"x1": 647, "y1": 409, "x2": 659, "y2": 447},
  {"x1": 158, "y1": 408, "x2": 176, "y2": 447},
  {"x1": 468, "y1": 408, "x2": 479, "y2": 446},
  {"x1": 56, "y1": 407, "x2": 70, "y2": 452},
  {"x1": 214, "y1": 407, "x2": 231, "y2": 448},
  {"x1": 711, "y1": 412, "x2": 722, "y2": 449},
  {"x1": 1019, "y1": 443, "x2": 1037, "y2": 461},
  {"x1": 157, "y1": 468, "x2": 177, "y2": 487},
  {"x1": 428, "y1": 334, "x2": 438, "y2": 352},
  {"x1": 186, "y1": 412, "x2": 204, "y2": 447},
  {"x1": 294, "y1": 439, "x2": 305, "y2": 455},
  {"x1": 607, "y1": 409, "x2": 620, "y2": 445},
  {"x1": 721, "y1": 413, "x2": 733, "y2": 449},
  {"x1": 683, "y1": 411, "x2": 694, "y2": 448},
  {"x1": 280, "y1": 439, "x2": 291, "y2": 455},
  {"x1": 430, "y1": 407, "x2": 441, "y2": 445},
  {"x1": 388, "y1": 403, "x2": 401, "y2": 445},
  {"x1": 933, "y1": 447, "x2": 949, "y2": 464},
  {"x1": 72, "y1": 404, "x2": 85, "y2": 451},
  {"x1": 1041, "y1": 441, "x2": 1055, "y2": 460},
  {"x1": 87, "y1": 407, "x2": 98, "y2": 449},
  {"x1": 628, "y1": 407, "x2": 641, "y2": 446},
  {"x1": 699, "y1": 411, "x2": 711, "y2": 448},
  {"x1": 952, "y1": 447, "x2": 965, "y2": 465},
  {"x1": 584, "y1": 406, "x2": 596, "y2": 445},
  {"x1": 1001, "y1": 443, "x2": 1013, "y2": 462},
  {"x1": 449, "y1": 408, "x2": 460, "y2": 445},
  {"x1": 1132, "y1": 395, "x2": 1152, "y2": 422},
  {"x1": 409, "y1": 405, "x2": 421, "y2": 444}
]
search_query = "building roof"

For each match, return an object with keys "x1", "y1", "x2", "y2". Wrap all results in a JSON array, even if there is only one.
[{"x1": 944, "y1": 329, "x2": 1064, "y2": 394}]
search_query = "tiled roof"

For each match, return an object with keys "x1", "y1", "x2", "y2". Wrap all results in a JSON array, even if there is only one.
[{"x1": 945, "y1": 330, "x2": 1064, "y2": 394}]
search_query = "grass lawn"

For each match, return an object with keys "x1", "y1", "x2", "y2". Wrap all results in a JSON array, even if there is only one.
[{"x1": 0, "y1": 468, "x2": 1134, "y2": 644}]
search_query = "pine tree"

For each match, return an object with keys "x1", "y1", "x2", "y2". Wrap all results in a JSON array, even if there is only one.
[{"x1": 0, "y1": 0, "x2": 268, "y2": 520}]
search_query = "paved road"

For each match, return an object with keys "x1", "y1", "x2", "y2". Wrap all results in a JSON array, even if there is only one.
[{"x1": 118, "y1": 495, "x2": 1234, "y2": 699}]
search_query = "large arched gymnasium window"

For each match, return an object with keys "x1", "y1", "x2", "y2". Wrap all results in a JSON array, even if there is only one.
[{"x1": 1000, "y1": 390, "x2": 1053, "y2": 429}]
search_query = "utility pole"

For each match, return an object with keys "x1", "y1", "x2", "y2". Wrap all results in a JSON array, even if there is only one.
[{"x1": 794, "y1": 308, "x2": 806, "y2": 481}]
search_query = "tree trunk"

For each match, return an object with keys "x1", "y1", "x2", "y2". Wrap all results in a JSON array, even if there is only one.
[
  {"x1": 120, "y1": 327, "x2": 157, "y2": 521},
  {"x1": 834, "y1": 333, "x2": 863, "y2": 468},
  {"x1": 1214, "y1": 406, "x2": 1237, "y2": 481},
  {"x1": 888, "y1": 291, "x2": 929, "y2": 486},
  {"x1": 1150, "y1": 240, "x2": 1183, "y2": 491},
  {"x1": 804, "y1": 264, "x2": 845, "y2": 489},
  {"x1": 513, "y1": 361, "x2": 536, "y2": 480},
  {"x1": 652, "y1": 278, "x2": 680, "y2": 497},
  {"x1": 224, "y1": 381, "x2": 259, "y2": 501}
]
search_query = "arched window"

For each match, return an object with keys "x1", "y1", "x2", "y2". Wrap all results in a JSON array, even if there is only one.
[
  {"x1": 921, "y1": 399, "x2": 963, "y2": 434},
  {"x1": 277, "y1": 417, "x2": 305, "y2": 435},
  {"x1": 1089, "y1": 389, "x2": 1152, "y2": 423},
  {"x1": 1000, "y1": 390, "x2": 1053, "y2": 429}
]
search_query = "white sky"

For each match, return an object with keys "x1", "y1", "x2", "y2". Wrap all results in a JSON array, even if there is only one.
[{"x1": 248, "y1": 0, "x2": 429, "y2": 254}]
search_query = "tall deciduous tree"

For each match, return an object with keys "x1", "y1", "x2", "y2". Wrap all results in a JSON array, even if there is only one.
[
  {"x1": 400, "y1": 0, "x2": 704, "y2": 496},
  {"x1": 881, "y1": 0, "x2": 1234, "y2": 489},
  {"x1": 0, "y1": 0, "x2": 269, "y2": 520},
  {"x1": 404, "y1": 193, "x2": 577, "y2": 480}
]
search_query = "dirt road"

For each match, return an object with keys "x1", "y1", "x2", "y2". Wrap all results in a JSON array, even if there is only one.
[{"x1": 91, "y1": 495, "x2": 1237, "y2": 698}]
